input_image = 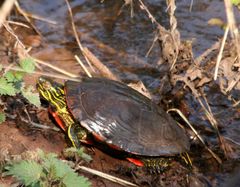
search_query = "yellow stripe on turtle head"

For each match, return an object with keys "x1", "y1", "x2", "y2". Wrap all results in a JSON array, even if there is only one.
[{"x1": 37, "y1": 77, "x2": 66, "y2": 111}]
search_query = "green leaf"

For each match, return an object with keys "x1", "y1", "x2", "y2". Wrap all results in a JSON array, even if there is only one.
[
  {"x1": 37, "y1": 149, "x2": 58, "y2": 160},
  {"x1": 4, "y1": 71, "x2": 16, "y2": 82},
  {"x1": 21, "y1": 85, "x2": 41, "y2": 107},
  {"x1": 232, "y1": 0, "x2": 240, "y2": 5},
  {"x1": 14, "y1": 71, "x2": 25, "y2": 81},
  {"x1": 42, "y1": 157, "x2": 73, "y2": 179},
  {"x1": 5, "y1": 160, "x2": 43, "y2": 186},
  {"x1": 0, "y1": 78, "x2": 17, "y2": 96},
  {"x1": 19, "y1": 58, "x2": 35, "y2": 73},
  {"x1": 0, "y1": 112, "x2": 6, "y2": 124},
  {"x1": 62, "y1": 172, "x2": 91, "y2": 187},
  {"x1": 64, "y1": 147, "x2": 92, "y2": 163}
]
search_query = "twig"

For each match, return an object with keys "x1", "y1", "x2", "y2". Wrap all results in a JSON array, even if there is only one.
[
  {"x1": 82, "y1": 47, "x2": 120, "y2": 81},
  {"x1": 233, "y1": 99, "x2": 240, "y2": 107},
  {"x1": 3, "y1": 23, "x2": 25, "y2": 48},
  {"x1": 137, "y1": 0, "x2": 159, "y2": 25},
  {"x1": 146, "y1": 35, "x2": 158, "y2": 57},
  {"x1": 166, "y1": 0, "x2": 180, "y2": 70},
  {"x1": 224, "y1": 136, "x2": 240, "y2": 147},
  {"x1": 4, "y1": 21, "x2": 79, "y2": 80},
  {"x1": 214, "y1": 26, "x2": 229, "y2": 80},
  {"x1": 226, "y1": 73, "x2": 240, "y2": 92},
  {"x1": 6, "y1": 20, "x2": 30, "y2": 28},
  {"x1": 5, "y1": 113, "x2": 60, "y2": 132},
  {"x1": 224, "y1": 0, "x2": 240, "y2": 93},
  {"x1": 224, "y1": 0, "x2": 240, "y2": 62},
  {"x1": 0, "y1": 0, "x2": 16, "y2": 28},
  {"x1": 64, "y1": 0, "x2": 96, "y2": 74},
  {"x1": 76, "y1": 165, "x2": 139, "y2": 187},
  {"x1": 172, "y1": 75, "x2": 224, "y2": 163},
  {"x1": 14, "y1": 1, "x2": 42, "y2": 37},
  {"x1": 1, "y1": 65, "x2": 80, "y2": 82},
  {"x1": 64, "y1": 0, "x2": 84, "y2": 52},
  {"x1": 194, "y1": 41, "x2": 220, "y2": 66},
  {"x1": 34, "y1": 58, "x2": 78, "y2": 78},
  {"x1": 74, "y1": 55, "x2": 92, "y2": 78},
  {"x1": 19, "y1": 12, "x2": 57, "y2": 25},
  {"x1": 189, "y1": 0, "x2": 194, "y2": 12},
  {"x1": 167, "y1": 108, "x2": 222, "y2": 164},
  {"x1": 21, "y1": 115, "x2": 60, "y2": 132}
]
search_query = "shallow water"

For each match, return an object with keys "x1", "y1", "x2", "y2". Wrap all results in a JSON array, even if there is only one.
[{"x1": 20, "y1": 0, "x2": 240, "y2": 55}]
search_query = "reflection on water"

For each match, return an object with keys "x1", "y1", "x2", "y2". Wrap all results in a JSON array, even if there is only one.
[{"x1": 20, "y1": 0, "x2": 240, "y2": 57}]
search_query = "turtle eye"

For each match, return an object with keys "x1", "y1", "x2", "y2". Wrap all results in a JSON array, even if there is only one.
[{"x1": 43, "y1": 81, "x2": 52, "y2": 90}]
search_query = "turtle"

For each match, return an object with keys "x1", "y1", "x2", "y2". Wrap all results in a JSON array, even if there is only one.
[{"x1": 36, "y1": 77, "x2": 190, "y2": 170}]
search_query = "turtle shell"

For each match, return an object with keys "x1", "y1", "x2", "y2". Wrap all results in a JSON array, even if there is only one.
[{"x1": 65, "y1": 78, "x2": 190, "y2": 156}]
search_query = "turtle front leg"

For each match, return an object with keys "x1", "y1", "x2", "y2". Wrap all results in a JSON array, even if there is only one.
[{"x1": 67, "y1": 123, "x2": 88, "y2": 148}]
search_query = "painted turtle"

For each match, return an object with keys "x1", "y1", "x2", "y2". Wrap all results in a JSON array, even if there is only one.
[{"x1": 37, "y1": 77, "x2": 190, "y2": 169}]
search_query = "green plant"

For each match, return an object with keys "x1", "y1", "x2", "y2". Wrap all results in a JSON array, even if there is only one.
[
  {"x1": 63, "y1": 147, "x2": 92, "y2": 163},
  {"x1": 232, "y1": 0, "x2": 240, "y2": 6},
  {"x1": 4, "y1": 149, "x2": 91, "y2": 187},
  {"x1": 0, "y1": 58, "x2": 41, "y2": 124}
]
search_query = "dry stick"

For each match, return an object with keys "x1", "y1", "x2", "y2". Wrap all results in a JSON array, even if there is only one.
[
  {"x1": 224, "y1": 136, "x2": 240, "y2": 147},
  {"x1": 64, "y1": 0, "x2": 95, "y2": 73},
  {"x1": 20, "y1": 12, "x2": 57, "y2": 25},
  {"x1": 224, "y1": 0, "x2": 240, "y2": 92},
  {"x1": 1, "y1": 65, "x2": 80, "y2": 82},
  {"x1": 34, "y1": 58, "x2": 78, "y2": 78},
  {"x1": 5, "y1": 113, "x2": 60, "y2": 132},
  {"x1": 2, "y1": 63, "x2": 15, "y2": 76},
  {"x1": 3, "y1": 23, "x2": 25, "y2": 48},
  {"x1": 81, "y1": 32, "x2": 155, "y2": 69},
  {"x1": 224, "y1": 0, "x2": 240, "y2": 60},
  {"x1": 82, "y1": 47, "x2": 120, "y2": 81},
  {"x1": 6, "y1": 20, "x2": 30, "y2": 28},
  {"x1": 146, "y1": 35, "x2": 158, "y2": 57},
  {"x1": 166, "y1": 0, "x2": 180, "y2": 70},
  {"x1": 15, "y1": 1, "x2": 42, "y2": 37},
  {"x1": 0, "y1": 0, "x2": 16, "y2": 28},
  {"x1": 76, "y1": 166, "x2": 139, "y2": 187},
  {"x1": 214, "y1": 26, "x2": 229, "y2": 80},
  {"x1": 233, "y1": 99, "x2": 240, "y2": 107},
  {"x1": 226, "y1": 73, "x2": 240, "y2": 92},
  {"x1": 74, "y1": 55, "x2": 92, "y2": 78},
  {"x1": 4, "y1": 21, "x2": 79, "y2": 80},
  {"x1": 168, "y1": 108, "x2": 222, "y2": 164},
  {"x1": 189, "y1": 0, "x2": 194, "y2": 12},
  {"x1": 14, "y1": 0, "x2": 57, "y2": 25},
  {"x1": 195, "y1": 41, "x2": 220, "y2": 66},
  {"x1": 138, "y1": 0, "x2": 178, "y2": 69},
  {"x1": 174, "y1": 76, "x2": 222, "y2": 163}
]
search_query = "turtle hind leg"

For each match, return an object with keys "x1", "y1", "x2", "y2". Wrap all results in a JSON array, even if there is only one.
[
  {"x1": 67, "y1": 123, "x2": 88, "y2": 148},
  {"x1": 127, "y1": 157, "x2": 172, "y2": 173},
  {"x1": 141, "y1": 157, "x2": 172, "y2": 173}
]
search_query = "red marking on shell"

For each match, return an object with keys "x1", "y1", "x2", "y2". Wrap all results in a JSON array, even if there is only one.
[
  {"x1": 92, "y1": 132, "x2": 105, "y2": 142},
  {"x1": 126, "y1": 158, "x2": 144, "y2": 167},
  {"x1": 107, "y1": 142, "x2": 122, "y2": 151}
]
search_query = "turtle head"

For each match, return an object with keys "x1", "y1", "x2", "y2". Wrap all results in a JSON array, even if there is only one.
[
  {"x1": 37, "y1": 77, "x2": 76, "y2": 131},
  {"x1": 36, "y1": 77, "x2": 66, "y2": 109}
]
